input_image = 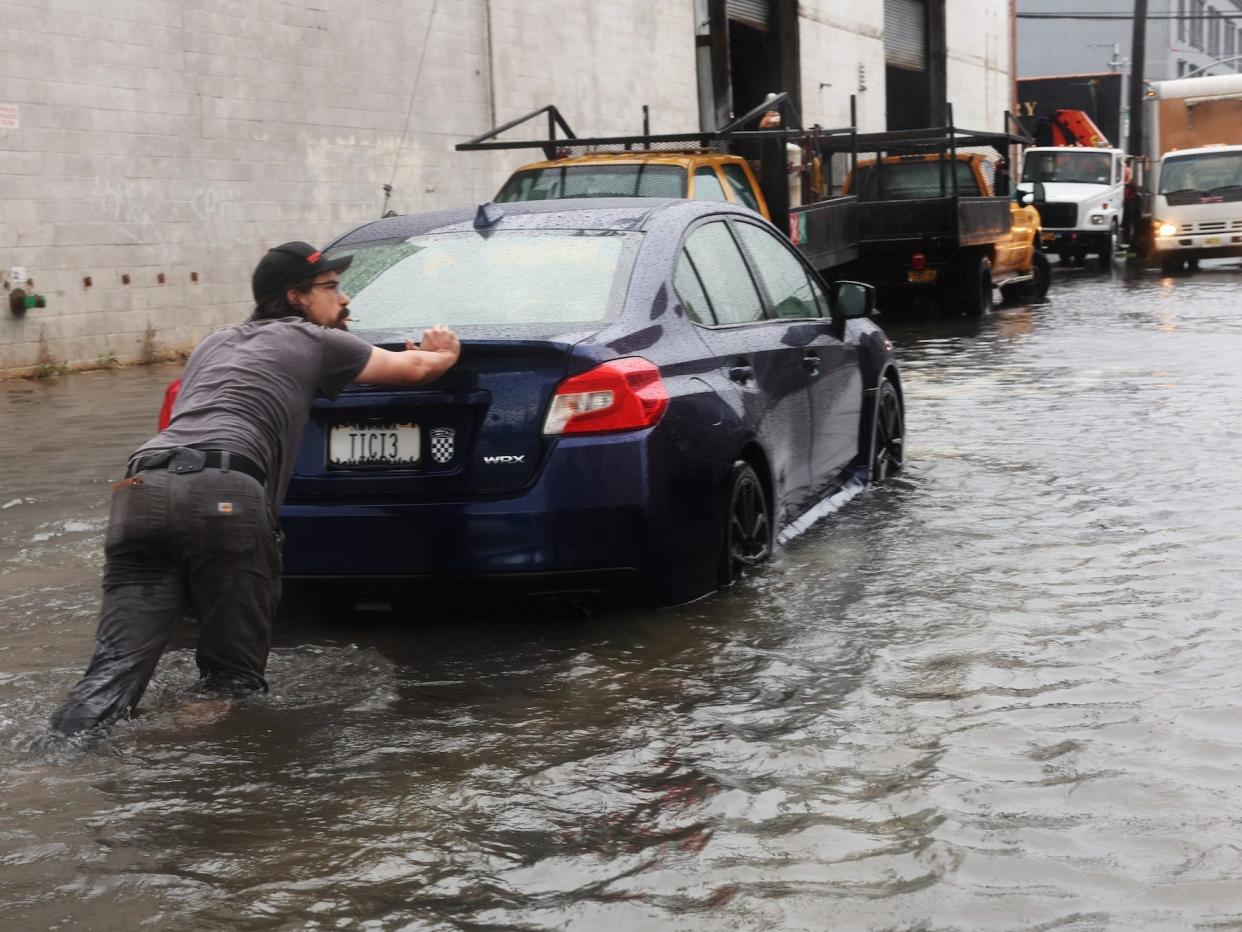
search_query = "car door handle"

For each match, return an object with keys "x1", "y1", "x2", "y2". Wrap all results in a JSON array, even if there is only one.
[
  {"x1": 728, "y1": 365, "x2": 754, "y2": 384},
  {"x1": 802, "y1": 352, "x2": 820, "y2": 373}
]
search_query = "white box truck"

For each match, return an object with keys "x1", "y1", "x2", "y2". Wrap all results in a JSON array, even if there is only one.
[{"x1": 1144, "y1": 74, "x2": 1242, "y2": 274}]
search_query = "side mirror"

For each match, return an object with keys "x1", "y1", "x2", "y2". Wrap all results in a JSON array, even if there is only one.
[
  {"x1": 831, "y1": 280, "x2": 875, "y2": 319},
  {"x1": 1021, "y1": 191, "x2": 1035, "y2": 206},
  {"x1": 1032, "y1": 181, "x2": 1046, "y2": 204}
]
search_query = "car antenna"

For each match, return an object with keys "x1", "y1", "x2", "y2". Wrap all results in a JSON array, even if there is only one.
[{"x1": 474, "y1": 202, "x2": 505, "y2": 229}]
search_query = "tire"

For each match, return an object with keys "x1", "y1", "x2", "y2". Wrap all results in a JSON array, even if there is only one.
[
  {"x1": 1024, "y1": 250, "x2": 1051, "y2": 301},
  {"x1": 719, "y1": 461, "x2": 772, "y2": 586},
  {"x1": 1098, "y1": 222, "x2": 1117, "y2": 266},
  {"x1": 1002, "y1": 249, "x2": 1051, "y2": 304},
  {"x1": 1159, "y1": 254, "x2": 1182, "y2": 276},
  {"x1": 868, "y1": 378, "x2": 905, "y2": 483},
  {"x1": 961, "y1": 254, "x2": 993, "y2": 317}
]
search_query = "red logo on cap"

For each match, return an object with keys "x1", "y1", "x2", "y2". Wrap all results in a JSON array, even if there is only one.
[{"x1": 306, "y1": 251, "x2": 322, "y2": 264}]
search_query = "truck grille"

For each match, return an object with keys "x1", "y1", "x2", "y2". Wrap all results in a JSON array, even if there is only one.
[
  {"x1": 1180, "y1": 220, "x2": 1242, "y2": 234},
  {"x1": 1036, "y1": 202, "x2": 1077, "y2": 228}
]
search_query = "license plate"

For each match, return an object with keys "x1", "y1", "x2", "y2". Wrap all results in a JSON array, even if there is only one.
[
  {"x1": 907, "y1": 269, "x2": 938, "y2": 284},
  {"x1": 328, "y1": 423, "x2": 420, "y2": 468},
  {"x1": 1205, "y1": 236, "x2": 1222, "y2": 246}
]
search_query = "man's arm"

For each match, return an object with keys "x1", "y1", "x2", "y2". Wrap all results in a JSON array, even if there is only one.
[{"x1": 354, "y1": 325, "x2": 461, "y2": 386}]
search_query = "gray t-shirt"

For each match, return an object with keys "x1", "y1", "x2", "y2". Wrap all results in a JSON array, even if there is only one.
[{"x1": 135, "y1": 317, "x2": 373, "y2": 504}]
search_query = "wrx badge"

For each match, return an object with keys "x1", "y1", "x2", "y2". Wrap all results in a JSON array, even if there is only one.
[{"x1": 430, "y1": 427, "x2": 455, "y2": 464}]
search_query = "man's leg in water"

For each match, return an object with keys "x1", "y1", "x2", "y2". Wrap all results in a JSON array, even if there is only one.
[
  {"x1": 185, "y1": 470, "x2": 280, "y2": 694},
  {"x1": 52, "y1": 547, "x2": 186, "y2": 733},
  {"x1": 51, "y1": 471, "x2": 187, "y2": 736}
]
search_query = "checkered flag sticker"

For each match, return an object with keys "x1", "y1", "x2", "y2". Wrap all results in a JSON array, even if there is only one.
[{"x1": 430, "y1": 427, "x2": 456, "y2": 464}]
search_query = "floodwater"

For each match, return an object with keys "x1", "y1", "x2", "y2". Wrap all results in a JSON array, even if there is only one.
[{"x1": 2, "y1": 261, "x2": 1242, "y2": 930}]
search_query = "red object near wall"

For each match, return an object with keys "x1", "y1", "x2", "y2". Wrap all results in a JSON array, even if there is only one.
[{"x1": 157, "y1": 378, "x2": 181, "y2": 430}]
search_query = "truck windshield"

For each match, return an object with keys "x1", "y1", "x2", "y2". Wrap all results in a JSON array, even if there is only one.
[
  {"x1": 851, "y1": 160, "x2": 981, "y2": 200},
  {"x1": 326, "y1": 231, "x2": 636, "y2": 328},
  {"x1": 1022, "y1": 151, "x2": 1112, "y2": 184},
  {"x1": 495, "y1": 164, "x2": 687, "y2": 201},
  {"x1": 1159, "y1": 151, "x2": 1242, "y2": 198}
]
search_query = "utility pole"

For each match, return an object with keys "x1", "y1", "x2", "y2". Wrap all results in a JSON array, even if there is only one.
[{"x1": 1127, "y1": 0, "x2": 1148, "y2": 157}]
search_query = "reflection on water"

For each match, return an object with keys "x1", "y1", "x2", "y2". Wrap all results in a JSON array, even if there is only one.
[{"x1": 4, "y1": 266, "x2": 1242, "y2": 928}]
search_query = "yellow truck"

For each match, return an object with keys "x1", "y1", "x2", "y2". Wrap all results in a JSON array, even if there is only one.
[{"x1": 842, "y1": 150, "x2": 1050, "y2": 315}]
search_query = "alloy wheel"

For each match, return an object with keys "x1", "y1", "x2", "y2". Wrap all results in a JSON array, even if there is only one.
[
  {"x1": 871, "y1": 380, "x2": 905, "y2": 482},
  {"x1": 728, "y1": 466, "x2": 771, "y2": 571}
]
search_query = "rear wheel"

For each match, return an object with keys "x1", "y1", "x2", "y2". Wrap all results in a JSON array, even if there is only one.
[
  {"x1": 720, "y1": 461, "x2": 772, "y2": 586},
  {"x1": 1000, "y1": 250, "x2": 1051, "y2": 304},
  {"x1": 1024, "y1": 250, "x2": 1051, "y2": 301},
  {"x1": 869, "y1": 378, "x2": 905, "y2": 483},
  {"x1": 961, "y1": 254, "x2": 993, "y2": 317},
  {"x1": 1098, "y1": 221, "x2": 1117, "y2": 266}
]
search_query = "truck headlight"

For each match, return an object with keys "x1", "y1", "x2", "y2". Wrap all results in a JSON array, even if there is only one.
[
  {"x1": 1156, "y1": 221, "x2": 1177, "y2": 237},
  {"x1": 1090, "y1": 214, "x2": 1105, "y2": 224}
]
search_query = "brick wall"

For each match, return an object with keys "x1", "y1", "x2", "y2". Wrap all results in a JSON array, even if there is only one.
[{"x1": 0, "y1": 0, "x2": 502, "y2": 376}]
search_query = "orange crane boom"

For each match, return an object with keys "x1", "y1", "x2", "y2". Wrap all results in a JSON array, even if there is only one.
[{"x1": 1049, "y1": 109, "x2": 1111, "y2": 148}]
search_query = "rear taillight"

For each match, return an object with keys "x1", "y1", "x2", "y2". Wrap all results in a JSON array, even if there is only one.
[
  {"x1": 157, "y1": 378, "x2": 181, "y2": 431},
  {"x1": 911, "y1": 252, "x2": 927, "y2": 270},
  {"x1": 543, "y1": 358, "x2": 668, "y2": 436}
]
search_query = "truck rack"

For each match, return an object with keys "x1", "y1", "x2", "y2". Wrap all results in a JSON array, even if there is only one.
[{"x1": 455, "y1": 95, "x2": 863, "y2": 272}]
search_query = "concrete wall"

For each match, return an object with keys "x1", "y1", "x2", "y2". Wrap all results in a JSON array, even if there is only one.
[
  {"x1": 0, "y1": 0, "x2": 495, "y2": 376},
  {"x1": 799, "y1": 0, "x2": 1013, "y2": 133},
  {"x1": 946, "y1": 0, "x2": 1014, "y2": 129},
  {"x1": 798, "y1": 4, "x2": 888, "y2": 132}
]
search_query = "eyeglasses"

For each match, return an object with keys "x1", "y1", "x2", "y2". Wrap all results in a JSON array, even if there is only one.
[{"x1": 312, "y1": 280, "x2": 343, "y2": 293}]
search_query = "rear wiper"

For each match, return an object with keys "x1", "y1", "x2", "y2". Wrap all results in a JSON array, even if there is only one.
[{"x1": 1205, "y1": 184, "x2": 1242, "y2": 194}]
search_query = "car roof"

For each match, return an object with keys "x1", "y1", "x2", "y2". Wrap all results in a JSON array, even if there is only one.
[{"x1": 331, "y1": 198, "x2": 759, "y2": 246}]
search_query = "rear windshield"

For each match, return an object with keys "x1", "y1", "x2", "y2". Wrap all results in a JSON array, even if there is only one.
[
  {"x1": 1022, "y1": 150, "x2": 1113, "y2": 184},
  {"x1": 328, "y1": 231, "x2": 637, "y2": 328},
  {"x1": 851, "y1": 160, "x2": 981, "y2": 200},
  {"x1": 496, "y1": 164, "x2": 687, "y2": 201},
  {"x1": 1158, "y1": 151, "x2": 1242, "y2": 198}
]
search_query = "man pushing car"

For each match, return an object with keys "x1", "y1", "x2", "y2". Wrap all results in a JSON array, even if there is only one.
[{"x1": 51, "y1": 241, "x2": 460, "y2": 737}]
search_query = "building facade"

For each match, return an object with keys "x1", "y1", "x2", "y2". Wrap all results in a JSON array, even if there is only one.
[{"x1": 0, "y1": 0, "x2": 1012, "y2": 377}]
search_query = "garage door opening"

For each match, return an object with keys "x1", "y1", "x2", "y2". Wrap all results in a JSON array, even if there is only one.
[{"x1": 884, "y1": 0, "x2": 946, "y2": 130}]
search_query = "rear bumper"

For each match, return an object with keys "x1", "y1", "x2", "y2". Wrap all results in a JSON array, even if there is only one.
[
  {"x1": 282, "y1": 434, "x2": 649, "y2": 574},
  {"x1": 278, "y1": 430, "x2": 729, "y2": 605}
]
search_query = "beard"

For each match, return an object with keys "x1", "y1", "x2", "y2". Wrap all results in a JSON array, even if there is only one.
[{"x1": 332, "y1": 307, "x2": 351, "y2": 331}]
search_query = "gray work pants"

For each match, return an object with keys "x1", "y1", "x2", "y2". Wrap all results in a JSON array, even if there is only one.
[{"x1": 51, "y1": 461, "x2": 281, "y2": 736}]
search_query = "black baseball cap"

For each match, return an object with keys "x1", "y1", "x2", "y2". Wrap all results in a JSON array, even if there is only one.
[{"x1": 252, "y1": 241, "x2": 353, "y2": 304}]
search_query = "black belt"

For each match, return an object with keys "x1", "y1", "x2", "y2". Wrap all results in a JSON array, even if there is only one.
[{"x1": 129, "y1": 448, "x2": 266, "y2": 486}]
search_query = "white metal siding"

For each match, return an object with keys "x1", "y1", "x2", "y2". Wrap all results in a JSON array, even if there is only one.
[
  {"x1": 884, "y1": 0, "x2": 926, "y2": 70},
  {"x1": 727, "y1": 0, "x2": 770, "y2": 31}
]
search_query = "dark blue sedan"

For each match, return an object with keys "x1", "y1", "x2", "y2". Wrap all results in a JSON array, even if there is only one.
[{"x1": 278, "y1": 198, "x2": 904, "y2": 607}]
